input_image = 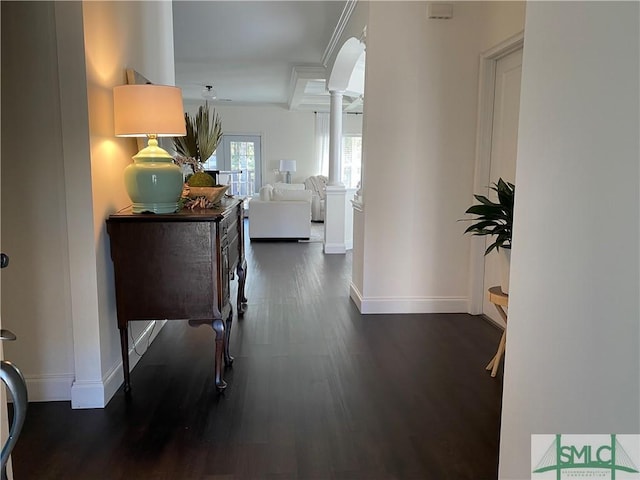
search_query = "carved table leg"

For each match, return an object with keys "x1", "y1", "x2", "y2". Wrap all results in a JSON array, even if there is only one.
[
  {"x1": 224, "y1": 307, "x2": 234, "y2": 366},
  {"x1": 237, "y1": 259, "x2": 248, "y2": 317},
  {"x1": 211, "y1": 318, "x2": 227, "y2": 391},
  {"x1": 119, "y1": 327, "x2": 131, "y2": 393}
]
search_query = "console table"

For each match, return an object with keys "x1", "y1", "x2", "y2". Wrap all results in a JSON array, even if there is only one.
[{"x1": 106, "y1": 198, "x2": 247, "y2": 392}]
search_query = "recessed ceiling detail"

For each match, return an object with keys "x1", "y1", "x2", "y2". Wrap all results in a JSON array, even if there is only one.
[{"x1": 173, "y1": 1, "x2": 360, "y2": 111}]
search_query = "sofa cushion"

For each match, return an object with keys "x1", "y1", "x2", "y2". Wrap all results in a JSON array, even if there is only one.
[
  {"x1": 273, "y1": 182, "x2": 305, "y2": 191},
  {"x1": 272, "y1": 188, "x2": 312, "y2": 202},
  {"x1": 259, "y1": 185, "x2": 273, "y2": 201}
]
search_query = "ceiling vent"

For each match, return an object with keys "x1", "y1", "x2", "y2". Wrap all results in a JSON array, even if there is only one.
[{"x1": 427, "y1": 3, "x2": 453, "y2": 20}]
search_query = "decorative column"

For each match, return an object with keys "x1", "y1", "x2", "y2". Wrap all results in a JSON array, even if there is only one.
[
  {"x1": 324, "y1": 89, "x2": 347, "y2": 254},
  {"x1": 328, "y1": 90, "x2": 344, "y2": 187}
]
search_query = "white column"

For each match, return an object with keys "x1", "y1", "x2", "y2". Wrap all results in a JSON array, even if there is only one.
[
  {"x1": 328, "y1": 90, "x2": 344, "y2": 186},
  {"x1": 324, "y1": 90, "x2": 346, "y2": 254}
]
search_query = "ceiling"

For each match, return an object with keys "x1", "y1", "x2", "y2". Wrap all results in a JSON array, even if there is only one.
[{"x1": 172, "y1": 1, "x2": 361, "y2": 112}]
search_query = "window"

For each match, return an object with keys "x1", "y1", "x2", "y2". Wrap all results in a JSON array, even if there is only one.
[
  {"x1": 341, "y1": 135, "x2": 362, "y2": 189},
  {"x1": 202, "y1": 134, "x2": 262, "y2": 195}
]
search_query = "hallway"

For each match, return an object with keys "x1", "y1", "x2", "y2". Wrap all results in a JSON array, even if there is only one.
[{"x1": 11, "y1": 238, "x2": 504, "y2": 479}]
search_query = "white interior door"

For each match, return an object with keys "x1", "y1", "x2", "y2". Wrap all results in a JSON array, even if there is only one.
[{"x1": 482, "y1": 48, "x2": 522, "y2": 326}]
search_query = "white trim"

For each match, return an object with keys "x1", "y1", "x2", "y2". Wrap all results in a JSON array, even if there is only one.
[
  {"x1": 356, "y1": 296, "x2": 468, "y2": 315},
  {"x1": 321, "y1": 0, "x2": 358, "y2": 67},
  {"x1": 70, "y1": 381, "x2": 106, "y2": 409},
  {"x1": 468, "y1": 31, "x2": 524, "y2": 315},
  {"x1": 349, "y1": 282, "x2": 364, "y2": 311},
  {"x1": 71, "y1": 320, "x2": 166, "y2": 409},
  {"x1": 17, "y1": 374, "x2": 75, "y2": 402},
  {"x1": 324, "y1": 243, "x2": 346, "y2": 254}
]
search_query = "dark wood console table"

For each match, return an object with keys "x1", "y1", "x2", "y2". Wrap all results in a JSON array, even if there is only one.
[{"x1": 106, "y1": 198, "x2": 247, "y2": 393}]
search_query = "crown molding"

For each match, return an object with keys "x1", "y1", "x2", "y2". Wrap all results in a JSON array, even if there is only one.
[{"x1": 321, "y1": 0, "x2": 358, "y2": 67}]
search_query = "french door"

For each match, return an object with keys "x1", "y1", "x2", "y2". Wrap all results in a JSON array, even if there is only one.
[{"x1": 207, "y1": 135, "x2": 262, "y2": 196}]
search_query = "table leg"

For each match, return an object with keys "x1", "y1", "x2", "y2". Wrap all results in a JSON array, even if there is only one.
[
  {"x1": 224, "y1": 307, "x2": 234, "y2": 366},
  {"x1": 211, "y1": 318, "x2": 227, "y2": 391},
  {"x1": 119, "y1": 327, "x2": 131, "y2": 393},
  {"x1": 237, "y1": 259, "x2": 248, "y2": 317},
  {"x1": 486, "y1": 330, "x2": 506, "y2": 377},
  {"x1": 486, "y1": 301, "x2": 508, "y2": 377}
]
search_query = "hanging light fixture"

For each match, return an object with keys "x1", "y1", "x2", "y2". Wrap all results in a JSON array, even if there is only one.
[{"x1": 202, "y1": 85, "x2": 217, "y2": 101}]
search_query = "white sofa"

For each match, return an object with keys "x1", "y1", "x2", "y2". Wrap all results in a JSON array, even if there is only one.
[{"x1": 249, "y1": 183, "x2": 312, "y2": 240}]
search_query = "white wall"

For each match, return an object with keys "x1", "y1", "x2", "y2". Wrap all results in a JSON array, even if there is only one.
[
  {"x1": 184, "y1": 102, "x2": 362, "y2": 185},
  {"x1": 1, "y1": 1, "x2": 176, "y2": 407},
  {"x1": 353, "y1": 1, "x2": 525, "y2": 313},
  {"x1": 1, "y1": 2, "x2": 77, "y2": 401},
  {"x1": 83, "y1": 0, "x2": 177, "y2": 407},
  {"x1": 499, "y1": 3, "x2": 640, "y2": 478}
]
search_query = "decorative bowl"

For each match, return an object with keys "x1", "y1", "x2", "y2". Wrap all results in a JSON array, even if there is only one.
[{"x1": 187, "y1": 185, "x2": 229, "y2": 205}]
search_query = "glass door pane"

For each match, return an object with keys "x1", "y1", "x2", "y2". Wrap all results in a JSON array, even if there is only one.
[{"x1": 220, "y1": 135, "x2": 262, "y2": 196}]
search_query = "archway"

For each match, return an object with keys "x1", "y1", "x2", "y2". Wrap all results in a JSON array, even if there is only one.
[{"x1": 323, "y1": 37, "x2": 365, "y2": 255}]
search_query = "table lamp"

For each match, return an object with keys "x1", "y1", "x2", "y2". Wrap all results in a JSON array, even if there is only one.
[
  {"x1": 113, "y1": 84, "x2": 186, "y2": 213},
  {"x1": 279, "y1": 159, "x2": 297, "y2": 184}
]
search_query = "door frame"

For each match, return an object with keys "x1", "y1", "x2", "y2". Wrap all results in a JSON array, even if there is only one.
[{"x1": 468, "y1": 31, "x2": 524, "y2": 315}]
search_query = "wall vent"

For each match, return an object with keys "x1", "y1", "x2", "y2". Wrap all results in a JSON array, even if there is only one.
[{"x1": 427, "y1": 3, "x2": 453, "y2": 19}]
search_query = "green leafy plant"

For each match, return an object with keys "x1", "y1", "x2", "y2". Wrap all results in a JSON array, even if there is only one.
[
  {"x1": 463, "y1": 178, "x2": 514, "y2": 255},
  {"x1": 173, "y1": 102, "x2": 222, "y2": 163}
]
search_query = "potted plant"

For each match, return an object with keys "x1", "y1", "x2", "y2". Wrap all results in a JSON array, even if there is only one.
[
  {"x1": 463, "y1": 178, "x2": 514, "y2": 293},
  {"x1": 173, "y1": 102, "x2": 227, "y2": 207}
]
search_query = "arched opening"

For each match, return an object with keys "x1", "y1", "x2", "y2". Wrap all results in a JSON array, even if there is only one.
[{"x1": 322, "y1": 36, "x2": 366, "y2": 255}]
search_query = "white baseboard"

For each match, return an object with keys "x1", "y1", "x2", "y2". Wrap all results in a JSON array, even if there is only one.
[
  {"x1": 351, "y1": 294, "x2": 468, "y2": 314},
  {"x1": 71, "y1": 320, "x2": 167, "y2": 409},
  {"x1": 12, "y1": 374, "x2": 75, "y2": 403},
  {"x1": 70, "y1": 380, "x2": 106, "y2": 409},
  {"x1": 349, "y1": 283, "x2": 363, "y2": 310},
  {"x1": 324, "y1": 242, "x2": 346, "y2": 254}
]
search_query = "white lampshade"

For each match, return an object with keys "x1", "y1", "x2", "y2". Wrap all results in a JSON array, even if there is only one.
[
  {"x1": 279, "y1": 159, "x2": 297, "y2": 172},
  {"x1": 113, "y1": 84, "x2": 186, "y2": 137}
]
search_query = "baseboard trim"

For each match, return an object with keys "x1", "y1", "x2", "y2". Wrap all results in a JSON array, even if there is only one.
[
  {"x1": 356, "y1": 296, "x2": 468, "y2": 314},
  {"x1": 349, "y1": 283, "x2": 364, "y2": 311},
  {"x1": 14, "y1": 374, "x2": 75, "y2": 403},
  {"x1": 324, "y1": 242, "x2": 346, "y2": 254},
  {"x1": 70, "y1": 381, "x2": 106, "y2": 409},
  {"x1": 71, "y1": 320, "x2": 167, "y2": 409}
]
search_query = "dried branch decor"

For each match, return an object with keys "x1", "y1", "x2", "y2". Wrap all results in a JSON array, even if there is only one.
[{"x1": 173, "y1": 102, "x2": 222, "y2": 163}]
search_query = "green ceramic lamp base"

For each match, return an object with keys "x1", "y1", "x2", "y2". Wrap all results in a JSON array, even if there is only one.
[
  {"x1": 130, "y1": 201, "x2": 180, "y2": 214},
  {"x1": 124, "y1": 137, "x2": 183, "y2": 214}
]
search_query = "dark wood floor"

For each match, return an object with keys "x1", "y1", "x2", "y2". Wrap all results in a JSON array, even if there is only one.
[{"x1": 10, "y1": 227, "x2": 504, "y2": 480}]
